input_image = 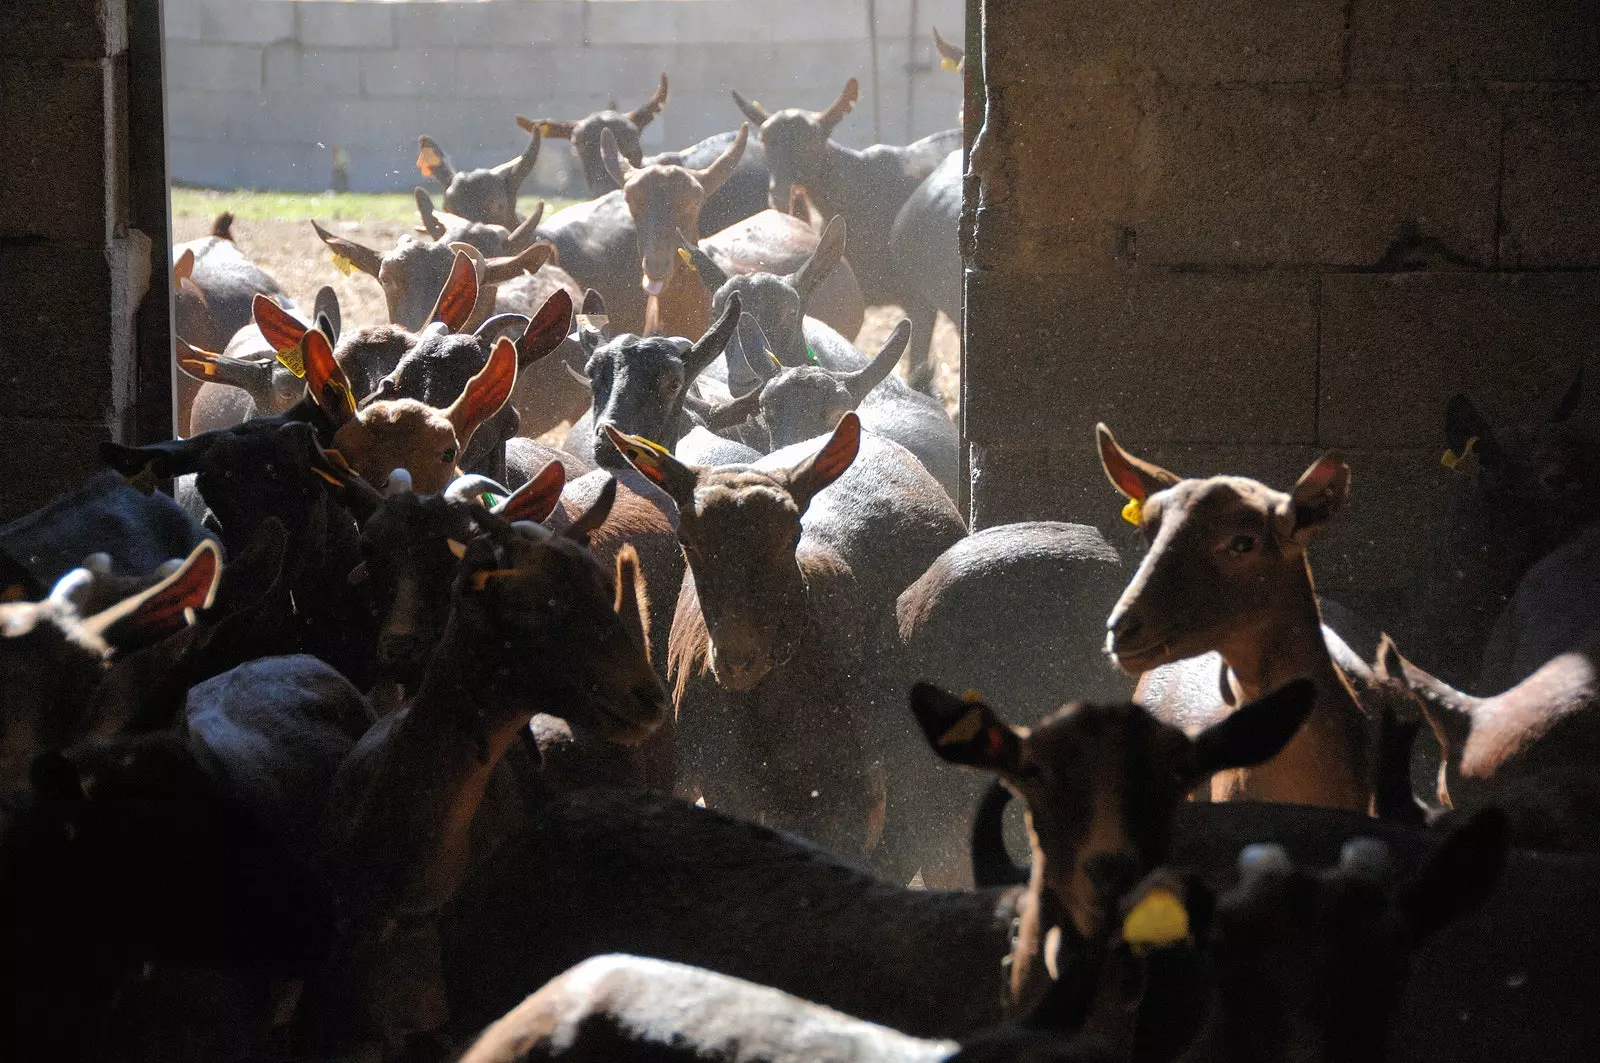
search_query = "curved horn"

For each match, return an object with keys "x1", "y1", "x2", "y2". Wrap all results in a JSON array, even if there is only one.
[
  {"x1": 704, "y1": 385, "x2": 766, "y2": 432},
  {"x1": 791, "y1": 215, "x2": 847, "y2": 305},
  {"x1": 474, "y1": 313, "x2": 532, "y2": 344},
  {"x1": 482, "y1": 240, "x2": 555, "y2": 286},
  {"x1": 684, "y1": 291, "x2": 742, "y2": 384},
  {"x1": 843, "y1": 318, "x2": 910, "y2": 403},
  {"x1": 505, "y1": 199, "x2": 546, "y2": 253},
  {"x1": 415, "y1": 187, "x2": 447, "y2": 239},
  {"x1": 971, "y1": 780, "x2": 1029, "y2": 888},
  {"x1": 311, "y1": 220, "x2": 382, "y2": 279},
  {"x1": 675, "y1": 229, "x2": 730, "y2": 294},
  {"x1": 693, "y1": 123, "x2": 748, "y2": 199},
  {"x1": 563, "y1": 474, "x2": 617, "y2": 543},
  {"x1": 444, "y1": 473, "x2": 512, "y2": 505},
  {"x1": 628, "y1": 73, "x2": 670, "y2": 129},
  {"x1": 564, "y1": 362, "x2": 592, "y2": 390},
  {"x1": 599, "y1": 127, "x2": 634, "y2": 189},
  {"x1": 815, "y1": 78, "x2": 859, "y2": 133},
  {"x1": 502, "y1": 127, "x2": 540, "y2": 197},
  {"x1": 730, "y1": 89, "x2": 769, "y2": 126}
]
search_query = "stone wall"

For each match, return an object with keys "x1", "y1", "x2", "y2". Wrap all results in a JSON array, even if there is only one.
[
  {"x1": 164, "y1": 0, "x2": 965, "y2": 192},
  {"x1": 963, "y1": 0, "x2": 1600, "y2": 642},
  {"x1": 0, "y1": 0, "x2": 171, "y2": 518}
]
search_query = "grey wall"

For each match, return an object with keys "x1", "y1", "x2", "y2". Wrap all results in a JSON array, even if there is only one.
[{"x1": 164, "y1": 0, "x2": 966, "y2": 192}]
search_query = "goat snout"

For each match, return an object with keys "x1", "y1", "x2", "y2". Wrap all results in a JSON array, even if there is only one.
[
  {"x1": 1083, "y1": 852, "x2": 1141, "y2": 908},
  {"x1": 712, "y1": 644, "x2": 773, "y2": 692}
]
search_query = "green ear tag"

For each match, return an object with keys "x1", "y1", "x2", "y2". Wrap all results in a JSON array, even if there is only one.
[
  {"x1": 479, "y1": 490, "x2": 502, "y2": 509},
  {"x1": 806, "y1": 345, "x2": 820, "y2": 366}
]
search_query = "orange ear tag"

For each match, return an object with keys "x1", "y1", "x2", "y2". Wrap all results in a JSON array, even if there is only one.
[
  {"x1": 417, "y1": 144, "x2": 443, "y2": 177},
  {"x1": 1121, "y1": 497, "x2": 1144, "y2": 526}
]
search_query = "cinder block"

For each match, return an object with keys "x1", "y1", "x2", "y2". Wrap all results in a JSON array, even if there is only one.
[
  {"x1": 393, "y1": 1, "x2": 586, "y2": 48},
  {"x1": 162, "y1": 0, "x2": 202, "y2": 43},
  {"x1": 991, "y1": 0, "x2": 1344, "y2": 87},
  {"x1": 2, "y1": 0, "x2": 123, "y2": 59},
  {"x1": 1132, "y1": 86, "x2": 1500, "y2": 269},
  {"x1": 0, "y1": 247, "x2": 115, "y2": 423},
  {"x1": 1318, "y1": 272, "x2": 1600, "y2": 450},
  {"x1": 297, "y1": 2, "x2": 395, "y2": 50},
  {"x1": 0, "y1": 60, "x2": 108, "y2": 245},
  {"x1": 197, "y1": 0, "x2": 294, "y2": 45},
  {"x1": 166, "y1": 41, "x2": 264, "y2": 93},
  {"x1": 0, "y1": 418, "x2": 113, "y2": 522},
  {"x1": 166, "y1": 136, "x2": 238, "y2": 189},
  {"x1": 963, "y1": 269, "x2": 1319, "y2": 447},
  {"x1": 360, "y1": 47, "x2": 456, "y2": 98},
  {"x1": 1500, "y1": 94, "x2": 1600, "y2": 269},
  {"x1": 1349, "y1": 0, "x2": 1600, "y2": 82},
  {"x1": 264, "y1": 44, "x2": 361, "y2": 95}
]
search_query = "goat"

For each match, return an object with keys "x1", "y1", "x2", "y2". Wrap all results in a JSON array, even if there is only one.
[
  {"x1": 683, "y1": 231, "x2": 959, "y2": 496},
  {"x1": 1376, "y1": 633, "x2": 1600, "y2": 850},
  {"x1": 0, "y1": 541, "x2": 220, "y2": 798},
  {"x1": 518, "y1": 75, "x2": 771, "y2": 234},
  {"x1": 1409, "y1": 366, "x2": 1596, "y2": 687},
  {"x1": 888, "y1": 148, "x2": 963, "y2": 387},
  {"x1": 564, "y1": 293, "x2": 742, "y2": 468},
  {"x1": 1479, "y1": 516, "x2": 1600, "y2": 690},
  {"x1": 303, "y1": 516, "x2": 666, "y2": 1053},
  {"x1": 731, "y1": 79, "x2": 960, "y2": 391},
  {"x1": 1097, "y1": 424, "x2": 1372, "y2": 811},
  {"x1": 457, "y1": 814, "x2": 1504, "y2": 1063},
  {"x1": 608, "y1": 412, "x2": 966, "y2": 880},
  {"x1": 598, "y1": 125, "x2": 864, "y2": 341},
  {"x1": 415, "y1": 128, "x2": 541, "y2": 230}
]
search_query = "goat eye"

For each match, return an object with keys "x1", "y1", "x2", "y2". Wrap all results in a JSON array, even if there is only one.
[
  {"x1": 1227, "y1": 535, "x2": 1256, "y2": 555},
  {"x1": 442, "y1": 447, "x2": 457, "y2": 464}
]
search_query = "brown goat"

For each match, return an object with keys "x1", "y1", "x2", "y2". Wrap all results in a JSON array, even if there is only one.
[
  {"x1": 1376, "y1": 633, "x2": 1600, "y2": 850},
  {"x1": 911, "y1": 678, "x2": 1314, "y2": 1012},
  {"x1": 1098, "y1": 425, "x2": 1371, "y2": 812}
]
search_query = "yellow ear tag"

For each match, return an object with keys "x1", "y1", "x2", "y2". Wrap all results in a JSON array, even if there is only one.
[
  {"x1": 1121, "y1": 497, "x2": 1144, "y2": 526},
  {"x1": 331, "y1": 253, "x2": 357, "y2": 278},
  {"x1": 677, "y1": 247, "x2": 698, "y2": 272},
  {"x1": 939, "y1": 706, "x2": 986, "y2": 747},
  {"x1": 417, "y1": 144, "x2": 443, "y2": 177},
  {"x1": 616, "y1": 432, "x2": 673, "y2": 471},
  {"x1": 538, "y1": 121, "x2": 553, "y2": 137},
  {"x1": 275, "y1": 342, "x2": 307, "y2": 379},
  {"x1": 122, "y1": 463, "x2": 159, "y2": 496},
  {"x1": 940, "y1": 55, "x2": 961, "y2": 73},
  {"x1": 1440, "y1": 436, "x2": 1477, "y2": 472},
  {"x1": 1122, "y1": 887, "x2": 1190, "y2": 953}
]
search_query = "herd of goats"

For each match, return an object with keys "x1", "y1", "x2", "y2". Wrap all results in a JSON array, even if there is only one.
[{"x1": 3, "y1": 44, "x2": 1600, "y2": 1063}]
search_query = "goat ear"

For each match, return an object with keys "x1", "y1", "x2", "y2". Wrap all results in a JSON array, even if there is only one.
[
  {"x1": 933, "y1": 25, "x2": 965, "y2": 70},
  {"x1": 785, "y1": 410, "x2": 860, "y2": 512},
  {"x1": 909, "y1": 682, "x2": 1023, "y2": 776},
  {"x1": 1551, "y1": 361, "x2": 1584, "y2": 424},
  {"x1": 614, "y1": 544, "x2": 652, "y2": 661},
  {"x1": 792, "y1": 215, "x2": 846, "y2": 305},
  {"x1": 447, "y1": 337, "x2": 518, "y2": 450},
  {"x1": 563, "y1": 474, "x2": 617, "y2": 543},
  {"x1": 312, "y1": 286, "x2": 342, "y2": 342},
  {"x1": 731, "y1": 89, "x2": 770, "y2": 126},
  {"x1": 604, "y1": 426, "x2": 700, "y2": 510},
  {"x1": 518, "y1": 115, "x2": 578, "y2": 140},
  {"x1": 815, "y1": 78, "x2": 859, "y2": 133},
  {"x1": 311, "y1": 220, "x2": 382, "y2": 278},
  {"x1": 428, "y1": 249, "x2": 480, "y2": 332},
  {"x1": 629, "y1": 73, "x2": 670, "y2": 130},
  {"x1": 101, "y1": 436, "x2": 213, "y2": 480},
  {"x1": 304, "y1": 328, "x2": 357, "y2": 426},
  {"x1": 1096, "y1": 424, "x2": 1180, "y2": 504},
  {"x1": 80, "y1": 540, "x2": 222, "y2": 653},
  {"x1": 496, "y1": 460, "x2": 566, "y2": 524},
  {"x1": 676, "y1": 231, "x2": 730, "y2": 294},
  {"x1": 211, "y1": 212, "x2": 235, "y2": 241},
  {"x1": 517, "y1": 289, "x2": 573, "y2": 369},
  {"x1": 1190, "y1": 677, "x2": 1315, "y2": 781},
  {"x1": 253, "y1": 293, "x2": 308, "y2": 357},
  {"x1": 600, "y1": 128, "x2": 631, "y2": 189},
  {"x1": 172, "y1": 248, "x2": 195, "y2": 290},
  {"x1": 1398, "y1": 807, "x2": 1508, "y2": 944},
  {"x1": 178, "y1": 341, "x2": 272, "y2": 392},
  {"x1": 415, "y1": 187, "x2": 447, "y2": 239},
  {"x1": 1286, "y1": 454, "x2": 1350, "y2": 541},
  {"x1": 1443, "y1": 394, "x2": 1500, "y2": 466},
  {"x1": 416, "y1": 135, "x2": 454, "y2": 185}
]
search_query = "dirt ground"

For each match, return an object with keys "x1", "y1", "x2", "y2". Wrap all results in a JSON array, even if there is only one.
[{"x1": 172, "y1": 207, "x2": 963, "y2": 439}]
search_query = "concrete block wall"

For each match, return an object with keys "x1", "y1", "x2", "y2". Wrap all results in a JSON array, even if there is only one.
[
  {"x1": 163, "y1": 0, "x2": 966, "y2": 193},
  {"x1": 0, "y1": 0, "x2": 162, "y2": 518},
  {"x1": 964, "y1": 0, "x2": 1600, "y2": 645}
]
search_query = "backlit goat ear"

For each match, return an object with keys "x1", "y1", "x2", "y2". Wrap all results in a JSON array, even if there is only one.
[
  {"x1": 80, "y1": 540, "x2": 222, "y2": 653},
  {"x1": 908, "y1": 682, "x2": 1022, "y2": 776}
]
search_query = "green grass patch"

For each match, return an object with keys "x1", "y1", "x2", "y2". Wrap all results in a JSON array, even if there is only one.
[{"x1": 171, "y1": 186, "x2": 580, "y2": 227}]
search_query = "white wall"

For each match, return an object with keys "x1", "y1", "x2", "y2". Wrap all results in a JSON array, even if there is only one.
[{"x1": 163, "y1": 0, "x2": 966, "y2": 192}]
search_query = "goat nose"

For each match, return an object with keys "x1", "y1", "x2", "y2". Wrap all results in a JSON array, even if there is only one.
[{"x1": 1084, "y1": 852, "x2": 1141, "y2": 904}]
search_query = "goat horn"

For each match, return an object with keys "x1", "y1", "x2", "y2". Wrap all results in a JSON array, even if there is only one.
[{"x1": 444, "y1": 474, "x2": 512, "y2": 505}]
